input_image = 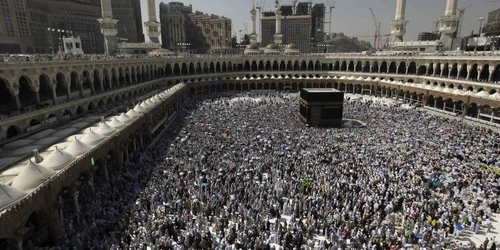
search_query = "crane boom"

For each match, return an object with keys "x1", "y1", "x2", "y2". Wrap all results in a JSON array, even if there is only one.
[
  {"x1": 369, "y1": 8, "x2": 379, "y2": 50},
  {"x1": 457, "y1": 4, "x2": 473, "y2": 38}
]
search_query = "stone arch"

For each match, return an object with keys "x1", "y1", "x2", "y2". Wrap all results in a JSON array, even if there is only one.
[
  {"x1": 273, "y1": 61, "x2": 279, "y2": 71},
  {"x1": 491, "y1": 65, "x2": 500, "y2": 82},
  {"x1": 388, "y1": 61, "x2": 397, "y2": 74},
  {"x1": 18, "y1": 75, "x2": 35, "y2": 109},
  {"x1": 38, "y1": 74, "x2": 53, "y2": 104},
  {"x1": 189, "y1": 63, "x2": 195, "y2": 74},
  {"x1": 118, "y1": 67, "x2": 125, "y2": 85},
  {"x1": 111, "y1": 68, "x2": 118, "y2": 87},
  {"x1": 93, "y1": 70, "x2": 102, "y2": 92},
  {"x1": 70, "y1": 71, "x2": 80, "y2": 94},
  {"x1": 348, "y1": 61, "x2": 354, "y2": 72},
  {"x1": 210, "y1": 62, "x2": 215, "y2": 73},
  {"x1": 88, "y1": 102, "x2": 95, "y2": 111},
  {"x1": 280, "y1": 61, "x2": 286, "y2": 71},
  {"x1": 216, "y1": 62, "x2": 221, "y2": 72},
  {"x1": 467, "y1": 103, "x2": 478, "y2": 117},
  {"x1": 22, "y1": 210, "x2": 52, "y2": 247},
  {"x1": 98, "y1": 99, "x2": 104, "y2": 108},
  {"x1": 30, "y1": 119, "x2": 41, "y2": 126},
  {"x1": 371, "y1": 61, "x2": 379, "y2": 73},
  {"x1": 55, "y1": 72, "x2": 68, "y2": 98},
  {"x1": 293, "y1": 61, "x2": 300, "y2": 71},
  {"x1": 480, "y1": 64, "x2": 490, "y2": 81},
  {"x1": 417, "y1": 65, "x2": 426, "y2": 75},
  {"x1": 82, "y1": 70, "x2": 91, "y2": 92},
  {"x1": 181, "y1": 63, "x2": 188, "y2": 75},
  {"x1": 6, "y1": 125, "x2": 21, "y2": 139},
  {"x1": 441, "y1": 63, "x2": 449, "y2": 77},
  {"x1": 469, "y1": 64, "x2": 478, "y2": 80},
  {"x1": 355, "y1": 61, "x2": 362, "y2": 72},
  {"x1": 76, "y1": 105, "x2": 85, "y2": 115},
  {"x1": 102, "y1": 69, "x2": 110, "y2": 90},
  {"x1": 458, "y1": 63, "x2": 467, "y2": 78},
  {"x1": 380, "y1": 61, "x2": 388, "y2": 73},
  {"x1": 363, "y1": 61, "x2": 370, "y2": 72},
  {"x1": 315, "y1": 60, "x2": 321, "y2": 71},
  {"x1": 173, "y1": 63, "x2": 180, "y2": 76},
  {"x1": 398, "y1": 62, "x2": 406, "y2": 74},
  {"x1": 0, "y1": 77, "x2": 13, "y2": 111},
  {"x1": 407, "y1": 62, "x2": 416, "y2": 75}
]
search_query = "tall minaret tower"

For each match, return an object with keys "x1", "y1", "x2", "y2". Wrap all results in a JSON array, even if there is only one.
[
  {"x1": 144, "y1": 0, "x2": 161, "y2": 43},
  {"x1": 390, "y1": 0, "x2": 408, "y2": 42},
  {"x1": 98, "y1": 0, "x2": 118, "y2": 55},
  {"x1": 274, "y1": 0, "x2": 283, "y2": 45},
  {"x1": 438, "y1": 0, "x2": 459, "y2": 50},
  {"x1": 250, "y1": 1, "x2": 258, "y2": 44}
]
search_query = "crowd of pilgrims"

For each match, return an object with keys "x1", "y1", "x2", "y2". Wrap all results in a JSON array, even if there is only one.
[{"x1": 29, "y1": 92, "x2": 500, "y2": 250}]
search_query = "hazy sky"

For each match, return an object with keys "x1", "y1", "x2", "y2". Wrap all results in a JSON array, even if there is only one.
[{"x1": 140, "y1": 0, "x2": 498, "y2": 43}]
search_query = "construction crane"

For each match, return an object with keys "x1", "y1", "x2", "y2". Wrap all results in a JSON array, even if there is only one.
[
  {"x1": 369, "y1": 7, "x2": 380, "y2": 51},
  {"x1": 457, "y1": 4, "x2": 474, "y2": 38},
  {"x1": 324, "y1": 0, "x2": 335, "y2": 35},
  {"x1": 243, "y1": 23, "x2": 249, "y2": 35}
]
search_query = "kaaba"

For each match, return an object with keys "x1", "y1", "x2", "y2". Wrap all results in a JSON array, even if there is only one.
[{"x1": 299, "y1": 88, "x2": 344, "y2": 127}]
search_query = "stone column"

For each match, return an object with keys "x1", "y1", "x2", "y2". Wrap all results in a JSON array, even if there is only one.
[
  {"x1": 434, "y1": 99, "x2": 437, "y2": 108},
  {"x1": 405, "y1": 66, "x2": 409, "y2": 75},
  {"x1": 489, "y1": 65, "x2": 496, "y2": 82},
  {"x1": 12, "y1": 94, "x2": 21, "y2": 111},
  {"x1": 491, "y1": 112, "x2": 495, "y2": 123},
  {"x1": 448, "y1": 66, "x2": 453, "y2": 78},
  {"x1": 51, "y1": 85, "x2": 58, "y2": 105},
  {"x1": 89, "y1": 175, "x2": 95, "y2": 193},
  {"x1": 477, "y1": 66, "x2": 483, "y2": 81},
  {"x1": 78, "y1": 81, "x2": 84, "y2": 98},
  {"x1": 432, "y1": 65, "x2": 437, "y2": 77},
  {"x1": 125, "y1": 146, "x2": 130, "y2": 163},
  {"x1": 440, "y1": 65, "x2": 445, "y2": 77},
  {"x1": 403, "y1": 93, "x2": 407, "y2": 103},
  {"x1": 103, "y1": 163, "x2": 110, "y2": 183},
  {"x1": 34, "y1": 91, "x2": 41, "y2": 105},
  {"x1": 89, "y1": 77, "x2": 95, "y2": 94},
  {"x1": 73, "y1": 191, "x2": 80, "y2": 214},
  {"x1": 426, "y1": 64, "x2": 430, "y2": 75},
  {"x1": 466, "y1": 65, "x2": 473, "y2": 80},
  {"x1": 58, "y1": 196, "x2": 64, "y2": 225},
  {"x1": 453, "y1": 103, "x2": 456, "y2": 114}
]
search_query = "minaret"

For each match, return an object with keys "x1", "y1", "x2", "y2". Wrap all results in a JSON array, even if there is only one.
[
  {"x1": 144, "y1": 0, "x2": 161, "y2": 43},
  {"x1": 274, "y1": 0, "x2": 283, "y2": 45},
  {"x1": 97, "y1": 0, "x2": 118, "y2": 55},
  {"x1": 438, "y1": 0, "x2": 459, "y2": 50},
  {"x1": 390, "y1": 0, "x2": 408, "y2": 42},
  {"x1": 250, "y1": 1, "x2": 258, "y2": 44}
]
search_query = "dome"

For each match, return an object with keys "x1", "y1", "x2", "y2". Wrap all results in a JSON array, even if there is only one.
[
  {"x1": 108, "y1": 117, "x2": 125, "y2": 129},
  {"x1": 65, "y1": 137, "x2": 91, "y2": 157},
  {"x1": 246, "y1": 43, "x2": 259, "y2": 49},
  {"x1": 40, "y1": 147, "x2": 76, "y2": 171},
  {"x1": 95, "y1": 122, "x2": 115, "y2": 137},
  {"x1": 266, "y1": 43, "x2": 279, "y2": 49},
  {"x1": 134, "y1": 104, "x2": 145, "y2": 113},
  {"x1": 117, "y1": 113, "x2": 132, "y2": 123},
  {"x1": 286, "y1": 43, "x2": 298, "y2": 49},
  {"x1": 0, "y1": 183, "x2": 26, "y2": 211},
  {"x1": 126, "y1": 109, "x2": 140, "y2": 118},
  {"x1": 150, "y1": 48, "x2": 174, "y2": 55},
  {"x1": 80, "y1": 129, "x2": 105, "y2": 146},
  {"x1": 12, "y1": 160, "x2": 56, "y2": 191}
]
